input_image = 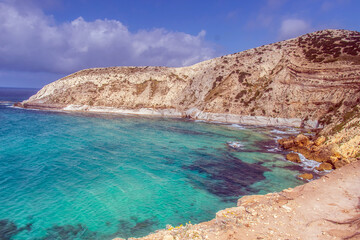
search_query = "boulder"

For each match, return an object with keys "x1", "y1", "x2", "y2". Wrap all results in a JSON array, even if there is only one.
[
  {"x1": 277, "y1": 138, "x2": 295, "y2": 149},
  {"x1": 286, "y1": 153, "x2": 301, "y2": 163},
  {"x1": 311, "y1": 148, "x2": 332, "y2": 162},
  {"x1": 298, "y1": 173, "x2": 313, "y2": 180},
  {"x1": 294, "y1": 134, "x2": 310, "y2": 147},
  {"x1": 315, "y1": 162, "x2": 333, "y2": 171},
  {"x1": 294, "y1": 147, "x2": 312, "y2": 159}
]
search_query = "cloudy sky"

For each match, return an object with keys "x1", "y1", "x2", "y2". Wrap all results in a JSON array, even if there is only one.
[{"x1": 0, "y1": 0, "x2": 359, "y2": 88}]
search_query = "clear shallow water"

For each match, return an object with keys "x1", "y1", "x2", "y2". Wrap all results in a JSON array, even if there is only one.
[{"x1": 0, "y1": 88, "x2": 305, "y2": 239}]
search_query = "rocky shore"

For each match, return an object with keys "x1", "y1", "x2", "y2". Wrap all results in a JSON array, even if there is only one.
[{"x1": 279, "y1": 133, "x2": 359, "y2": 179}]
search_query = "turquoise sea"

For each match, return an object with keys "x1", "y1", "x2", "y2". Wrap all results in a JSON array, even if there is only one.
[{"x1": 0, "y1": 87, "x2": 306, "y2": 239}]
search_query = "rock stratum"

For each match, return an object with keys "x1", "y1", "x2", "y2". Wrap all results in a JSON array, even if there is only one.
[{"x1": 19, "y1": 29, "x2": 360, "y2": 239}]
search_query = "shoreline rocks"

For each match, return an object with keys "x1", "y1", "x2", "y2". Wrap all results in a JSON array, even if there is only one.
[
  {"x1": 286, "y1": 153, "x2": 301, "y2": 163},
  {"x1": 298, "y1": 173, "x2": 314, "y2": 180},
  {"x1": 278, "y1": 134, "x2": 358, "y2": 170}
]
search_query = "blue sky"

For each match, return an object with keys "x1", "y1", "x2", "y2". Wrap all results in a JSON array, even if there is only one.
[{"x1": 0, "y1": 0, "x2": 359, "y2": 88}]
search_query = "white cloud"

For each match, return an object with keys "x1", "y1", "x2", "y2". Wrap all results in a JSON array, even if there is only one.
[
  {"x1": 279, "y1": 19, "x2": 312, "y2": 39},
  {"x1": 0, "y1": 2, "x2": 218, "y2": 74}
]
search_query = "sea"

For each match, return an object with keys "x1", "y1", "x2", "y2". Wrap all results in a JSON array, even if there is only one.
[{"x1": 0, "y1": 87, "x2": 309, "y2": 239}]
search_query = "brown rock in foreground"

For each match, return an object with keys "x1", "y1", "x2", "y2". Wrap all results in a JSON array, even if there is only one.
[
  {"x1": 122, "y1": 160, "x2": 360, "y2": 240},
  {"x1": 278, "y1": 134, "x2": 359, "y2": 169},
  {"x1": 316, "y1": 162, "x2": 334, "y2": 171},
  {"x1": 286, "y1": 153, "x2": 301, "y2": 163},
  {"x1": 298, "y1": 173, "x2": 314, "y2": 180}
]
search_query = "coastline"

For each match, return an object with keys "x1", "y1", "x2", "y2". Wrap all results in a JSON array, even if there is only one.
[{"x1": 16, "y1": 102, "x2": 319, "y2": 129}]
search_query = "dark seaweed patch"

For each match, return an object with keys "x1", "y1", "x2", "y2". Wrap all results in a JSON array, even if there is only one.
[
  {"x1": 42, "y1": 224, "x2": 98, "y2": 240},
  {"x1": 183, "y1": 151, "x2": 269, "y2": 199},
  {"x1": 152, "y1": 124, "x2": 233, "y2": 139},
  {"x1": 0, "y1": 219, "x2": 32, "y2": 240},
  {"x1": 0, "y1": 219, "x2": 18, "y2": 240},
  {"x1": 111, "y1": 217, "x2": 158, "y2": 239}
]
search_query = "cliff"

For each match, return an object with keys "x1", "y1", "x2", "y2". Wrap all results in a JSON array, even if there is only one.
[{"x1": 21, "y1": 29, "x2": 360, "y2": 162}]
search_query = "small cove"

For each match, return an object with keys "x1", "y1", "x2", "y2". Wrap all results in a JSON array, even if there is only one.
[{"x1": 0, "y1": 88, "x2": 308, "y2": 239}]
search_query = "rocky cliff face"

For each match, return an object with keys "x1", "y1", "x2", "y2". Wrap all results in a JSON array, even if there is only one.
[{"x1": 23, "y1": 29, "x2": 360, "y2": 161}]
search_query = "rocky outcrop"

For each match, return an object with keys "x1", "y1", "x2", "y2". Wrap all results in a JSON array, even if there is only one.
[{"x1": 278, "y1": 133, "x2": 359, "y2": 169}]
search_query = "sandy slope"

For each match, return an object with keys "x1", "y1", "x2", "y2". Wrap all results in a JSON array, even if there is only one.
[{"x1": 113, "y1": 160, "x2": 359, "y2": 240}]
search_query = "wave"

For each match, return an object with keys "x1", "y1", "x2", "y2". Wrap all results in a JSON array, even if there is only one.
[
  {"x1": 229, "y1": 124, "x2": 247, "y2": 130},
  {"x1": 298, "y1": 153, "x2": 321, "y2": 171},
  {"x1": 227, "y1": 141, "x2": 244, "y2": 149},
  {"x1": 270, "y1": 128, "x2": 301, "y2": 135}
]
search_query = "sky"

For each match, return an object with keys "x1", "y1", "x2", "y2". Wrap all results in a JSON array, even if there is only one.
[{"x1": 0, "y1": 0, "x2": 359, "y2": 88}]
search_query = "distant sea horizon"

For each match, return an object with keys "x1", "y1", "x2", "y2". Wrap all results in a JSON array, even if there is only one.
[{"x1": 0, "y1": 87, "x2": 39, "y2": 102}]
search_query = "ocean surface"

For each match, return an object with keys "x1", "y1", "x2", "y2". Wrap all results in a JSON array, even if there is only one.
[{"x1": 0, "y1": 87, "x2": 307, "y2": 239}]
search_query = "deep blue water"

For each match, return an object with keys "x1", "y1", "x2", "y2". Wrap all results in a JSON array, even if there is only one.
[{"x1": 0, "y1": 87, "x2": 305, "y2": 239}]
